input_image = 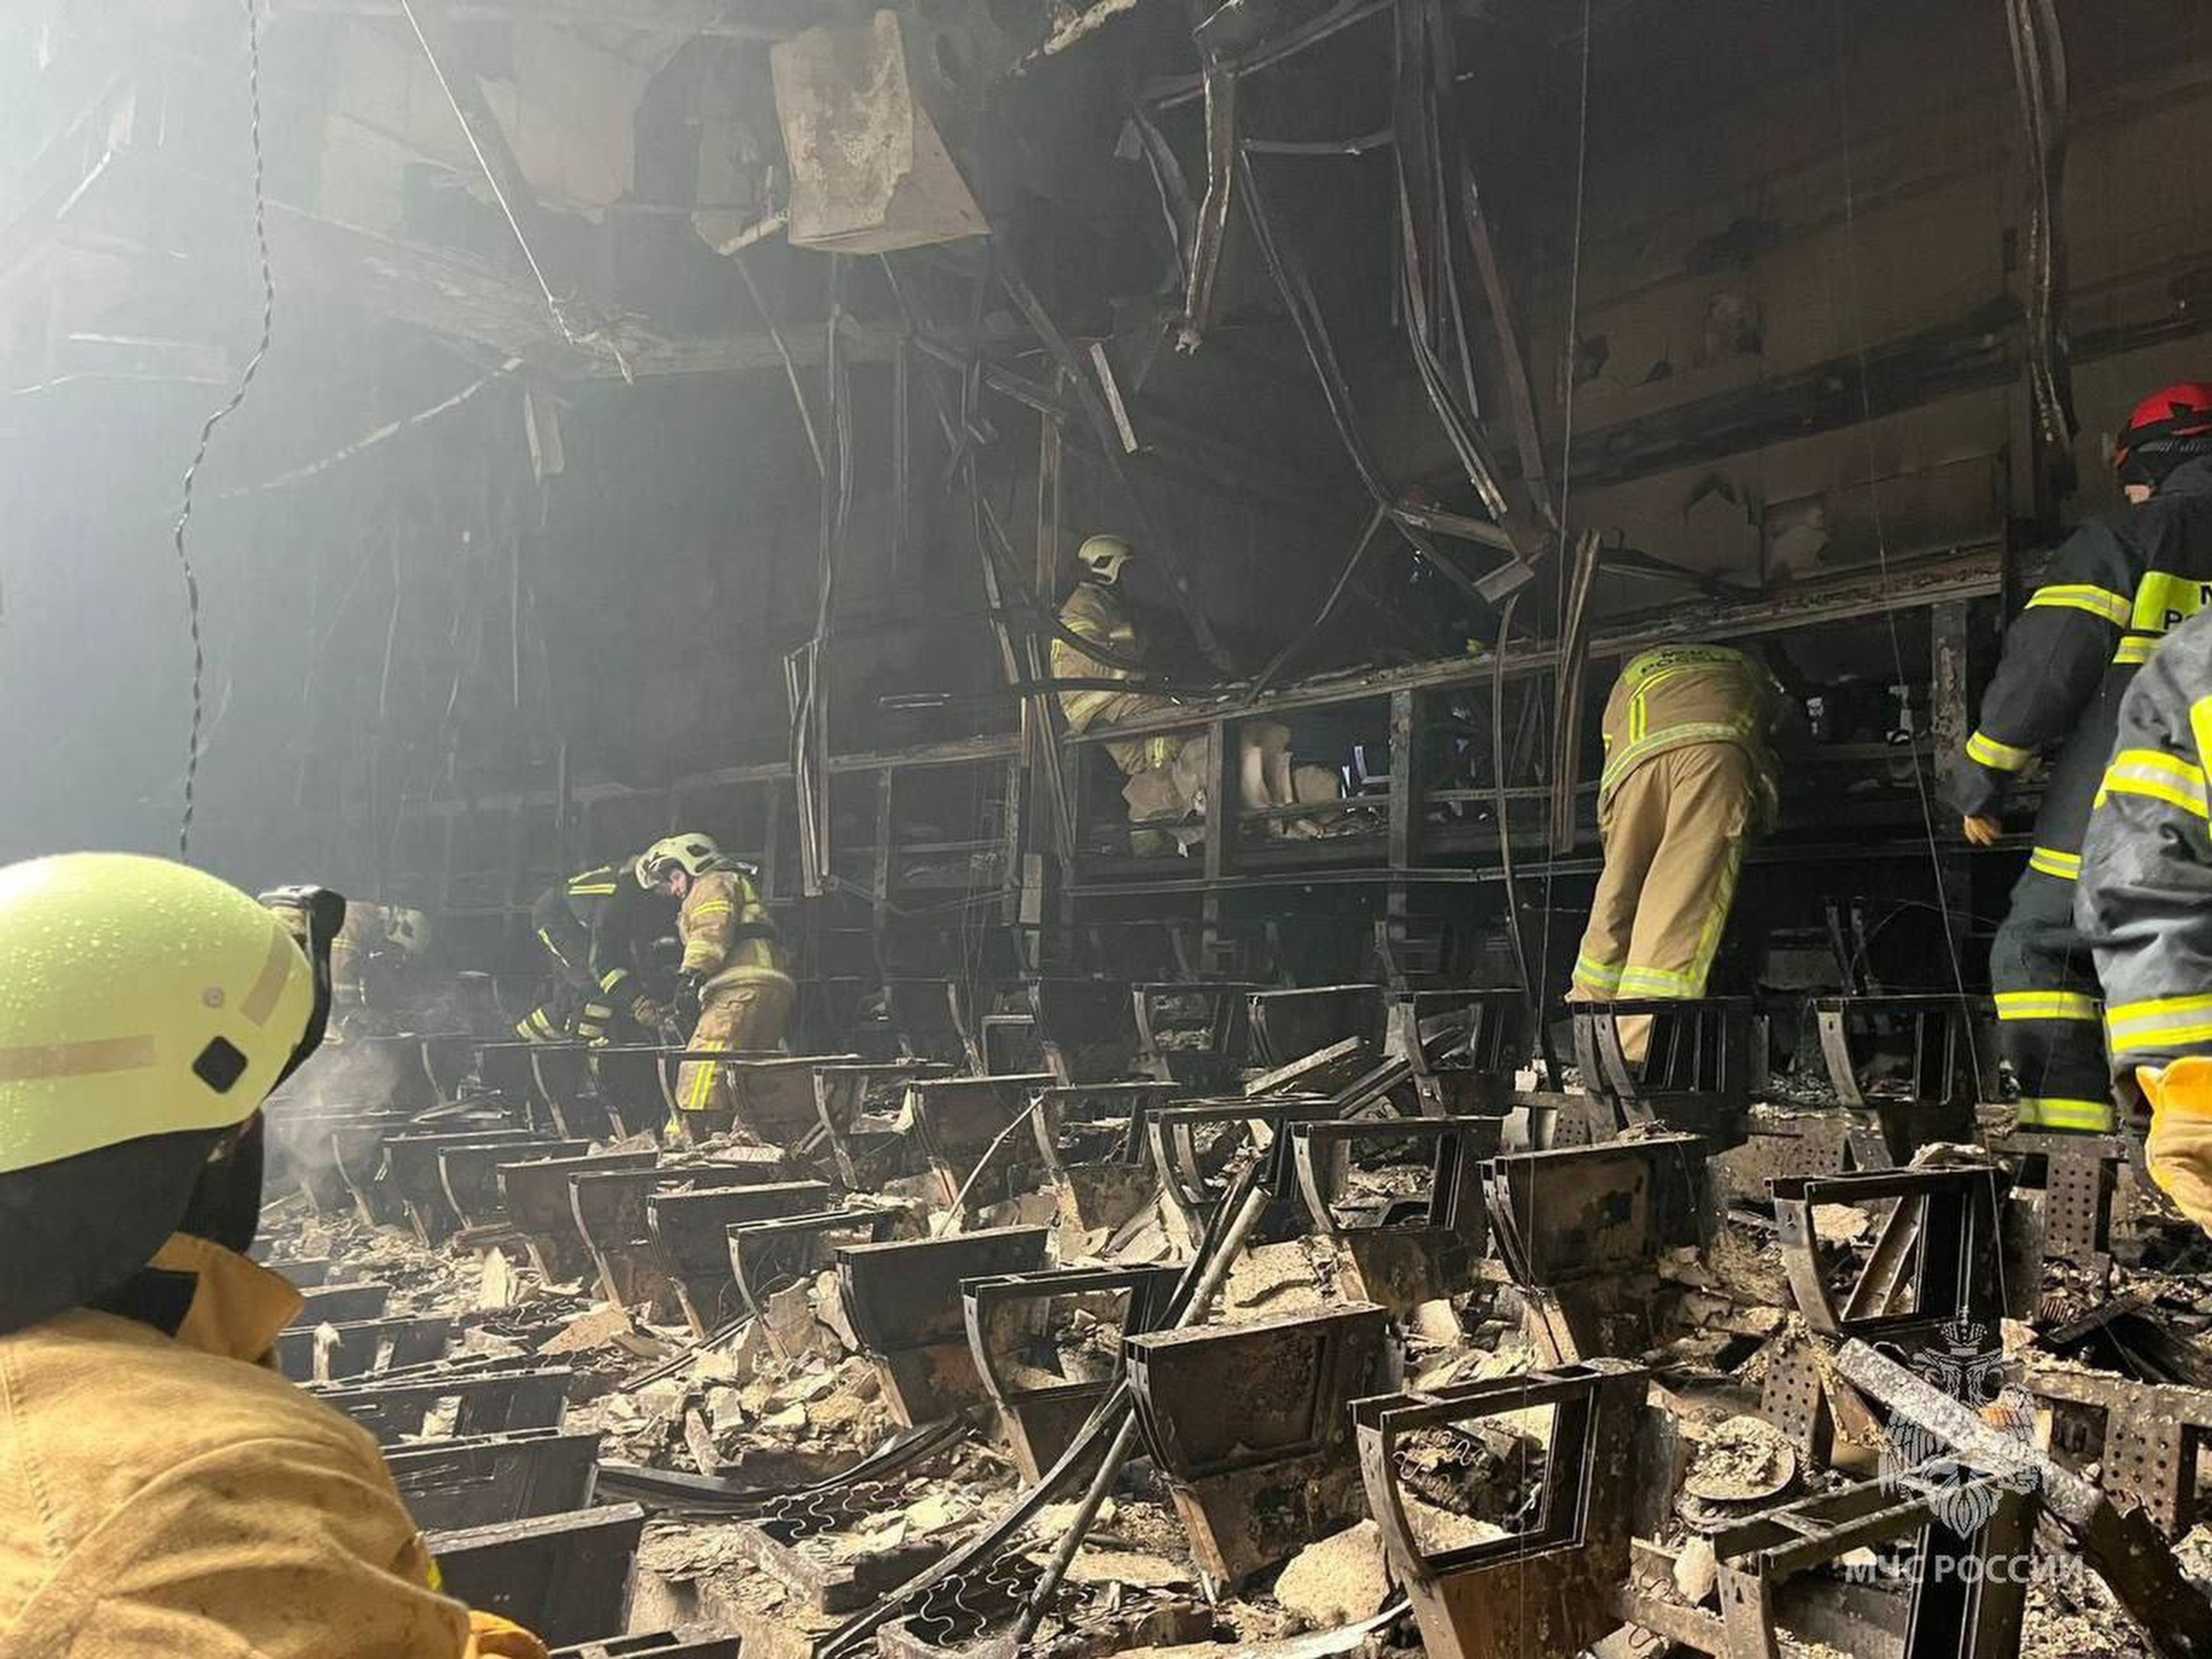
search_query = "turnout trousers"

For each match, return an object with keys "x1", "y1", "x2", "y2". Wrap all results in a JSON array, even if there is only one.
[
  {"x1": 670, "y1": 976, "x2": 797, "y2": 1139},
  {"x1": 1571, "y1": 743, "x2": 1756, "y2": 1062},
  {"x1": 1989, "y1": 862, "x2": 2114, "y2": 1132}
]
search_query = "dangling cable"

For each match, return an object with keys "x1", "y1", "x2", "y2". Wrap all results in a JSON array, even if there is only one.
[
  {"x1": 172, "y1": 0, "x2": 276, "y2": 860},
  {"x1": 1533, "y1": 0, "x2": 1596, "y2": 1044},
  {"x1": 1826, "y1": 0, "x2": 1983, "y2": 1098}
]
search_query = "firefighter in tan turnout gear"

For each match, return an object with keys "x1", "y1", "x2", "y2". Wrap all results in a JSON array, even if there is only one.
[
  {"x1": 0, "y1": 856, "x2": 545, "y2": 1659},
  {"x1": 1054, "y1": 533, "x2": 1331, "y2": 850},
  {"x1": 1570, "y1": 644, "x2": 1786, "y2": 1062},
  {"x1": 639, "y1": 833, "x2": 794, "y2": 1140}
]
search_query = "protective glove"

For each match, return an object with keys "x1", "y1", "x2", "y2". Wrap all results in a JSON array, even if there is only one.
[
  {"x1": 465, "y1": 1609, "x2": 550, "y2": 1659},
  {"x1": 674, "y1": 970, "x2": 705, "y2": 1028},
  {"x1": 1961, "y1": 814, "x2": 2003, "y2": 847},
  {"x1": 2144, "y1": 1056, "x2": 2212, "y2": 1240},
  {"x1": 630, "y1": 995, "x2": 668, "y2": 1029}
]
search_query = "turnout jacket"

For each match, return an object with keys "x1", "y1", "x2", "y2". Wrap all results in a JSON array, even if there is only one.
[
  {"x1": 0, "y1": 1232, "x2": 538, "y2": 1656},
  {"x1": 1956, "y1": 458, "x2": 2212, "y2": 875},
  {"x1": 2076, "y1": 609, "x2": 2212, "y2": 1078},
  {"x1": 1052, "y1": 582, "x2": 1142, "y2": 732},
  {"x1": 679, "y1": 866, "x2": 790, "y2": 994},
  {"x1": 1596, "y1": 645, "x2": 1783, "y2": 819},
  {"x1": 530, "y1": 858, "x2": 672, "y2": 1003}
]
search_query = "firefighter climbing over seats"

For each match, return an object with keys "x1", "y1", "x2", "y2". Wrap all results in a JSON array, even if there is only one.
[
  {"x1": 1053, "y1": 533, "x2": 1336, "y2": 852},
  {"x1": 514, "y1": 853, "x2": 675, "y2": 1045},
  {"x1": 1569, "y1": 642, "x2": 1789, "y2": 1064},
  {"x1": 637, "y1": 832, "x2": 795, "y2": 1141},
  {"x1": 1955, "y1": 382, "x2": 2212, "y2": 1135}
]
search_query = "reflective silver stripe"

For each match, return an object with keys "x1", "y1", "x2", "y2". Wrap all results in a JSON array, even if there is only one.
[
  {"x1": 2108, "y1": 994, "x2": 2212, "y2": 1049},
  {"x1": 1966, "y1": 731, "x2": 2034, "y2": 772},
  {"x1": 2015, "y1": 1097, "x2": 2114, "y2": 1131},
  {"x1": 2101, "y1": 749, "x2": 2211, "y2": 820},
  {"x1": 0, "y1": 1034, "x2": 159, "y2": 1082}
]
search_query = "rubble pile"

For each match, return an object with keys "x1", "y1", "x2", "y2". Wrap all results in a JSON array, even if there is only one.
[{"x1": 257, "y1": 993, "x2": 2212, "y2": 1657}]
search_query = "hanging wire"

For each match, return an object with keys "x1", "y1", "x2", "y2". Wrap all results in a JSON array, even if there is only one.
[
  {"x1": 1531, "y1": 0, "x2": 1596, "y2": 1047},
  {"x1": 398, "y1": 0, "x2": 633, "y2": 381},
  {"x1": 1825, "y1": 0, "x2": 1984, "y2": 1098},
  {"x1": 172, "y1": 0, "x2": 278, "y2": 860}
]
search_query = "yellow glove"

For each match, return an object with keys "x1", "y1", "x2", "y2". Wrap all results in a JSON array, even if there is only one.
[
  {"x1": 2142, "y1": 1057, "x2": 2212, "y2": 1239},
  {"x1": 465, "y1": 1609, "x2": 550, "y2": 1659}
]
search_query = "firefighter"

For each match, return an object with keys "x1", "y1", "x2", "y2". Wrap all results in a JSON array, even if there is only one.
[
  {"x1": 327, "y1": 901, "x2": 432, "y2": 1035},
  {"x1": 638, "y1": 832, "x2": 794, "y2": 1140},
  {"x1": 0, "y1": 855, "x2": 544, "y2": 1658},
  {"x1": 514, "y1": 854, "x2": 672, "y2": 1046},
  {"x1": 1955, "y1": 382, "x2": 2212, "y2": 1134},
  {"x1": 1053, "y1": 533, "x2": 1318, "y2": 849},
  {"x1": 2077, "y1": 610, "x2": 2212, "y2": 1233},
  {"x1": 1569, "y1": 643, "x2": 1787, "y2": 1063}
]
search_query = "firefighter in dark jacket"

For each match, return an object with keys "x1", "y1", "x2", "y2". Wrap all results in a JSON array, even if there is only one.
[
  {"x1": 2077, "y1": 608, "x2": 2212, "y2": 1233},
  {"x1": 1954, "y1": 382, "x2": 2212, "y2": 1133},
  {"x1": 514, "y1": 856, "x2": 675, "y2": 1044}
]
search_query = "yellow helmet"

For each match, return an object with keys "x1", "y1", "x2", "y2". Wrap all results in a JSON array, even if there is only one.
[{"x1": 0, "y1": 856, "x2": 336, "y2": 1333}]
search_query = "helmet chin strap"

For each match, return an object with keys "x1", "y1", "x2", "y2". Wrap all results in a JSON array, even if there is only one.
[{"x1": 176, "y1": 1117, "x2": 265, "y2": 1256}]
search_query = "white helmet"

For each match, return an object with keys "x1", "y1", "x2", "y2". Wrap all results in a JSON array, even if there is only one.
[
  {"x1": 383, "y1": 907, "x2": 432, "y2": 958},
  {"x1": 1077, "y1": 534, "x2": 1134, "y2": 584},
  {"x1": 638, "y1": 832, "x2": 727, "y2": 888}
]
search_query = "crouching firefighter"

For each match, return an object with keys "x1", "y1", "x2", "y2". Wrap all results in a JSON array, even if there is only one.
[
  {"x1": 1053, "y1": 534, "x2": 1329, "y2": 851},
  {"x1": 638, "y1": 833, "x2": 794, "y2": 1140},
  {"x1": 2077, "y1": 611, "x2": 2212, "y2": 1232},
  {"x1": 1956, "y1": 382, "x2": 2212, "y2": 1134},
  {"x1": 0, "y1": 854, "x2": 545, "y2": 1658},
  {"x1": 1569, "y1": 644, "x2": 1787, "y2": 1064},
  {"x1": 514, "y1": 853, "x2": 672, "y2": 1046}
]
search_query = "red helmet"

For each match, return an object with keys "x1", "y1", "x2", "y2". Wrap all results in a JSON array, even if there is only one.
[{"x1": 2117, "y1": 382, "x2": 2212, "y2": 470}]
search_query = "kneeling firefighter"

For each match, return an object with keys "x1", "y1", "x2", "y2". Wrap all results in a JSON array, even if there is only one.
[
  {"x1": 638, "y1": 834, "x2": 795, "y2": 1140},
  {"x1": 514, "y1": 855, "x2": 672, "y2": 1046},
  {"x1": 0, "y1": 853, "x2": 544, "y2": 1657}
]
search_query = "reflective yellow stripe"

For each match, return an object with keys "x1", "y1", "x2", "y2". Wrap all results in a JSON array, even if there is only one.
[
  {"x1": 1995, "y1": 990, "x2": 2098, "y2": 1022},
  {"x1": 1620, "y1": 966, "x2": 1700, "y2": 996},
  {"x1": 687, "y1": 1058, "x2": 718, "y2": 1112},
  {"x1": 1573, "y1": 956, "x2": 1624, "y2": 992},
  {"x1": 2132, "y1": 570, "x2": 2212, "y2": 633},
  {"x1": 1966, "y1": 731, "x2": 2034, "y2": 772},
  {"x1": 2016, "y1": 1096, "x2": 2115, "y2": 1132},
  {"x1": 2106, "y1": 779, "x2": 2212, "y2": 823},
  {"x1": 2028, "y1": 847, "x2": 2082, "y2": 880},
  {"x1": 2025, "y1": 584, "x2": 2131, "y2": 626},
  {"x1": 2101, "y1": 749, "x2": 2212, "y2": 820},
  {"x1": 691, "y1": 901, "x2": 734, "y2": 918},
  {"x1": 2192, "y1": 696, "x2": 2212, "y2": 779},
  {"x1": 2115, "y1": 634, "x2": 2161, "y2": 666},
  {"x1": 1599, "y1": 717, "x2": 1759, "y2": 796},
  {"x1": 599, "y1": 968, "x2": 630, "y2": 992},
  {"x1": 1608, "y1": 838, "x2": 1743, "y2": 1002},
  {"x1": 2109, "y1": 993, "x2": 2212, "y2": 1048}
]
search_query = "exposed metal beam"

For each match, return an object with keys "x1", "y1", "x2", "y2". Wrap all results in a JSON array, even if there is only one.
[{"x1": 271, "y1": 0, "x2": 791, "y2": 37}]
